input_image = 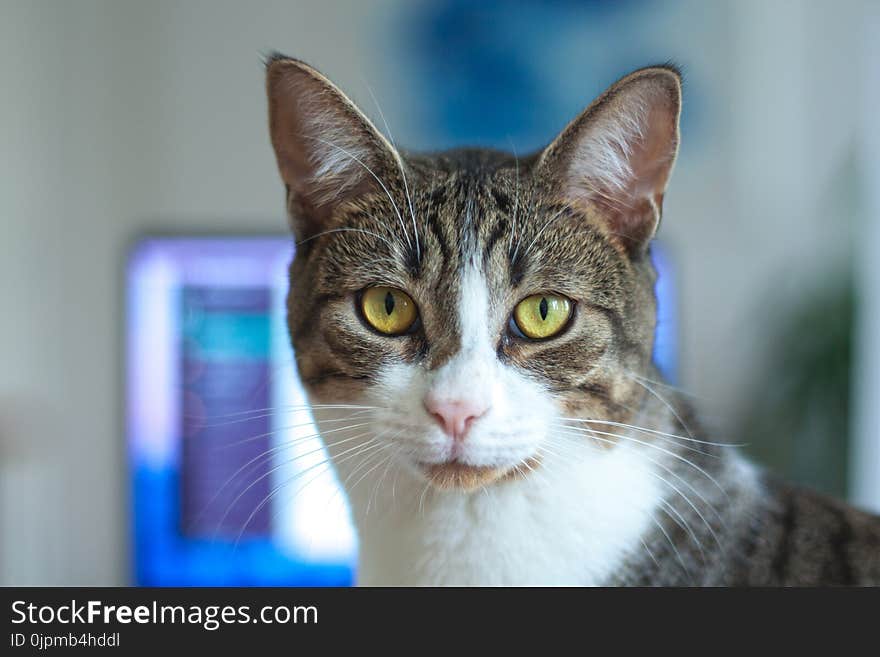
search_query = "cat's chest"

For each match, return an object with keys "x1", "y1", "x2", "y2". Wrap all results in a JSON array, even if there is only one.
[
  {"x1": 352, "y1": 456, "x2": 661, "y2": 586},
  {"x1": 359, "y1": 513, "x2": 602, "y2": 586}
]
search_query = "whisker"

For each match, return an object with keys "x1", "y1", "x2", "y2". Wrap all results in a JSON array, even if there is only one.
[
  {"x1": 418, "y1": 477, "x2": 433, "y2": 516},
  {"x1": 652, "y1": 469, "x2": 724, "y2": 552},
  {"x1": 519, "y1": 451, "x2": 553, "y2": 488},
  {"x1": 558, "y1": 431, "x2": 727, "y2": 533},
  {"x1": 338, "y1": 440, "x2": 389, "y2": 492},
  {"x1": 658, "y1": 497, "x2": 706, "y2": 563},
  {"x1": 558, "y1": 417, "x2": 742, "y2": 448},
  {"x1": 553, "y1": 421, "x2": 717, "y2": 459},
  {"x1": 196, "y1": 405, "x2": 376, "y2": 428},
  {"x1": 184, "y1": 403, "x2": 378, "y2": 423},
  {"x1": 652, "y1": 506, "x2": 695, "y2": 582},
  {"x1": 197, "y1": 421, "x2": 376, "y2": 525},
  {"x1": 625, "y1": 373, "x2": 697, "y2": 442},
  {"x1": 552, "y1": 425, "x2": 729, "y2": 500},
  {"x1": 202, "y1": 409, "x2": 371, "y2": 431},
  {"x1": 626, "y1": 371, "x2": 707, "y2": 400},
  {"x1": 234, "y1": 436, "x2": 384, "y2": 548},
  {"x1": 549, "y1": 430, "x2": 729, "y2": 555},
  {"x1": 367, "y1": 433, "x2": 405, "y2": 517},
  {"x1": 542, "y1": 433, "x2": 699, "y2": 574},
  {"x1": 347, "y1": 443, "x2": 397, "y2": 503},
  {"x1": 217, "y1": 420, "x2": 373, "y2": 451},
  {"x1": 274, "y1": 438, "x2": 389, "y2": 524},
  {"x1": 548, "y1": 431, "x2": 718, "y2": 578},
  {"x1": 640, "y1": 538, "x2": 661, "y2": 570},
  {"x1": 266, "y1": 436, "x2": 397, "y2": 538},
  {"x1": 216, "y1": 429, "x2": 379, "y2": 538}
]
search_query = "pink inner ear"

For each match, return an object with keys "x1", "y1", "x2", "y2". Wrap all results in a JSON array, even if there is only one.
[
  {"x1": 595, "y1": 101, "x2": 678, "y2": 251},
  {"x1": 628, "y1": 101, "x2": 679, "y2": 200},
  {"x1": 552, "y1": 71, "x2": 680, "y2": 256}
]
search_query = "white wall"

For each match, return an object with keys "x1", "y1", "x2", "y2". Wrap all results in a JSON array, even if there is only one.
[
  {"x1": 0, "y1": 0, "x2": 874, "y2": 583},
  {"x1": 852, "y1": 2, "x2": 880, "y2": 513},
  {"x1": 669, "y1": 0, "x2": 865, "y2": 421}
]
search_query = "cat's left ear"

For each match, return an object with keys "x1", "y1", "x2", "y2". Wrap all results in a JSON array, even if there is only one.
[{"x1": 538, "y1": 66, "x2": 682, "y2": 258}]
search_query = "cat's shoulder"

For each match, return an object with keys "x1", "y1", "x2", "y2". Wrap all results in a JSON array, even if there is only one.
[{"x1": 745, "y1": 473, "x2": 880, "y2": 585}]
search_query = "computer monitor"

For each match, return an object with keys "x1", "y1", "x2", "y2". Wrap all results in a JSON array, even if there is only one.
[{"x1": 127, "y1": 236, "x2": 355, "y2": 585}]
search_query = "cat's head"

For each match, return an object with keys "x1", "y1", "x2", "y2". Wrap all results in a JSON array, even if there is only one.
[{"x1": 267, "y1": 55, "x2": 680, "y2": 492}]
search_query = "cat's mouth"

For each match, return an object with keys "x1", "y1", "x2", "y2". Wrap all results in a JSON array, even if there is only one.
[{"x1": 417, "y1": 457, "x2": 539, "y2": 491}]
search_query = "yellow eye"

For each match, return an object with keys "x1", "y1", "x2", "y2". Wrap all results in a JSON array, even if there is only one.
[
  {"x1": 512, "y1": 294, "x2": 572, "y2": 339},
  {"x1": 360, "y1": 287, "x2": 418, "y2": 335}
]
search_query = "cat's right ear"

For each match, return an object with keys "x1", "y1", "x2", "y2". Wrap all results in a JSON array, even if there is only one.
[{"x1": 266, "y1": 54, "x2": 402, "y2": 241}]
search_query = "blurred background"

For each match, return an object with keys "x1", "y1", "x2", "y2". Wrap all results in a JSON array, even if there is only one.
[{"x1": 1, "y1": 0, "x2": 878, "y2": 585}]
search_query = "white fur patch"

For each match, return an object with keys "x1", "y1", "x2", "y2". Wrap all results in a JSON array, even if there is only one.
[{"x1": 355, "y1": 441, "x2": 661, "y2": 585}]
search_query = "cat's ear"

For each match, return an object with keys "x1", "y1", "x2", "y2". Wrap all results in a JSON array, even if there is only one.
[
  {"x1": 538, "y1": 66, "x2": 682, "y2": 257},
  {"x1": 266, "y1": 54, "x2": 402, "y2": 241}
]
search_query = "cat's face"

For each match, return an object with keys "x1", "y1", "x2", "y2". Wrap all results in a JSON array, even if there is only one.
[{"x1": 267, "y1": 56, "x2": 681, "y2": 491}]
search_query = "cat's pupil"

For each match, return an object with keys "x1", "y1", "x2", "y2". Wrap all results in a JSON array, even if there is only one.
[
  {"x1": 384, "y1": 292, "x2": 395, "y2": 316},
  {"x1": 539, "y1": 297, "x2": 548, "y2": 321}
]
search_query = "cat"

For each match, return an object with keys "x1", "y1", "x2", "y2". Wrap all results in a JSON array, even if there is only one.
[{"x1": 265, "y1": 53, "x2": 880, "y2": 585}]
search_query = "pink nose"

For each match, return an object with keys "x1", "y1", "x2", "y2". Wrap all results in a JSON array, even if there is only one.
[{"x1": 423, "y1": 397, "x2": 489, "y2": 441}]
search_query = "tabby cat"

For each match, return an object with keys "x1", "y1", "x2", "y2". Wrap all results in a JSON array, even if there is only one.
[{"x1": 265, "y1": 54, "x2": 880, "y2": 585}]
